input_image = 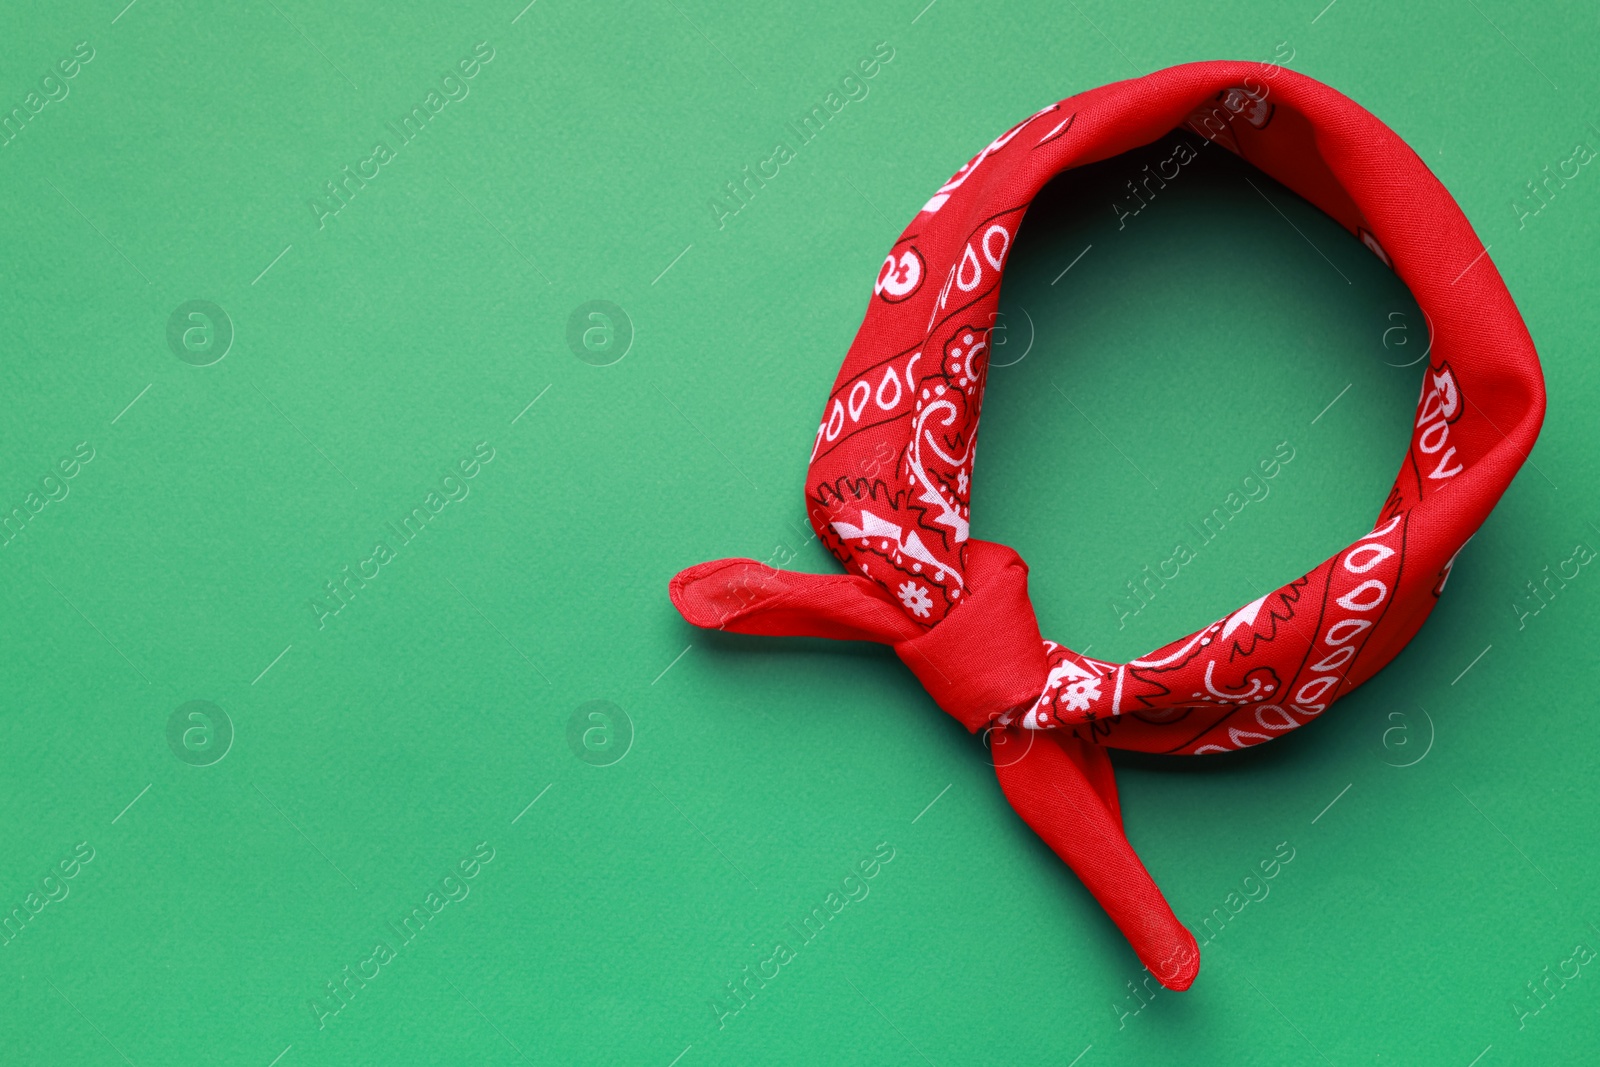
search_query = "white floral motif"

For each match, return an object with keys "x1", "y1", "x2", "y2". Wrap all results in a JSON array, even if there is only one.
[
  {"x1": 897, "y1": 581, "x2": 934, "y2": 618},
  {"x1": 1060, "y1": 676, "x2": 1101, "y2": 713}
]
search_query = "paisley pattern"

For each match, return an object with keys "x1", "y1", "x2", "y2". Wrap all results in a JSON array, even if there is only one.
[{"x1": 803, "y1": 69, "x2": 1545, "y2": 756}]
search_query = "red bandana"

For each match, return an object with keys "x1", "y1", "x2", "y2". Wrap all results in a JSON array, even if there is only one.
[{"x1": 670, "y1": 61, "x2": 1544, "y2": 990}]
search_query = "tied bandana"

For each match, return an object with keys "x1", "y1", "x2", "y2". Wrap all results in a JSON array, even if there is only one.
[{"x1": 669, "y1": 62, "x2": 1545, "y2": 990}]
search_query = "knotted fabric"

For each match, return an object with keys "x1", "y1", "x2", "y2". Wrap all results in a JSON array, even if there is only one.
[{"x1": 669, "y1": 61, "x2": 1545, "y2": 991}]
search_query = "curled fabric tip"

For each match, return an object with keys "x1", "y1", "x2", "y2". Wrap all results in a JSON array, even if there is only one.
[{"x1": 669, "y1": 60, "x2": 1543, "y2": 991}]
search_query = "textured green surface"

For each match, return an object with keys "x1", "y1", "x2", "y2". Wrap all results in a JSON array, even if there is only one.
[{"x1": 1, "y1": 1, "x2": 1596, "y2": 1064}]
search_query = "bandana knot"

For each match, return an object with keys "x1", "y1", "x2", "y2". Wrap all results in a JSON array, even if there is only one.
[
  {"x1": 892, "y1": 540, "x2": 1047, "y2": 734},
  {"x1": 669, "y1": 540, "x2": 1204, "y2": 989}
]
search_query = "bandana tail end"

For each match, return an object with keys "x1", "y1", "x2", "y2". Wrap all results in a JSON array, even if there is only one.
[
  {"x1": 994, "y1": 727, "x2": 1201, "y2": 990},
  {"x1": 668, "y1": 559, "x2": 922, "y2": 643}
]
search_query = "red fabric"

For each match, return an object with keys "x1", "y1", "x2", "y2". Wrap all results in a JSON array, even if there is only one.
[{"x1": 669, "y1": 61, "x2": 1544, "y2": 991}]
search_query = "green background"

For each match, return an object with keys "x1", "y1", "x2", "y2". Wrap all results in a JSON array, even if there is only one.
[{"x1": 1, "y1": 0, "x2": 1596, "y2": 1063}]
